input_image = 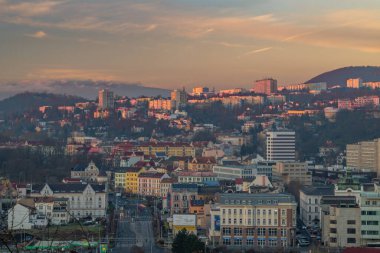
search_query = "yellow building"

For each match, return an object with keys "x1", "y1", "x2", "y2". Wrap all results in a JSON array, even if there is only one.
[
  {"x1": 125, "y1": 167, "x2": 145, "y2": 194},
  {"x1": 138, "y1": 142, "x2": 195, "y2": 157}
]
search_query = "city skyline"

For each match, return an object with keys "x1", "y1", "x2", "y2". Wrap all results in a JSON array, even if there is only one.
[{"x1": 1, "y1": 0, "x2": 380, "y2": 89}]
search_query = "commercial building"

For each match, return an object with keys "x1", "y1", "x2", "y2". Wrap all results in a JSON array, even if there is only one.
[
  {"x1": 213, "y1": 165, "x2": 257, "y2": 181},
  {"x1": 266, "y1": 130, "x2": 296, "y2": 161},
  {"x1": 254, "y1": 78, "x2": 278, "y2": 95},
  {"x1": 273, "y1": 162, "x2": 312, "y2": 186},
  {"x1": 209, "y1": 193, "x2": 297, "y2": 249},
  {"x1": 346, "y1": 138, "x2": 380, "y2": 176},
  {"x1": 321, "y1": 196, "x2": 360, "y2": 248},
  {"x1": 299, "y1": 186, "x2": 334, "y2": 227},
  {"x1": 98, "y1": 89, "x2": 114, "y2": 109}
]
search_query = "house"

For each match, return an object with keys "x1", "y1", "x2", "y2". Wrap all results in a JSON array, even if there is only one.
[
  {"x1": 71, "y1": 161, "x2": 107, "y2": 183},
  {"x1": 138, "y1": 173, "x2": 170, "y2": 197},
  {"x1": 31, "y1": 183, "x2": 107, "y2": 218},
  {"x1": 188, "y1": 157, "x2": 217, "y2": 171},
  {"x1": 7, "y1": 200, "x2": 48, "y2": 230}
]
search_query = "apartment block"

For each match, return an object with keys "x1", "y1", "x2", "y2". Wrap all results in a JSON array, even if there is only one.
[
  {"x1": 273, "y1": 162, "x2": 312, "y2": 186},
  {"x1": 266, "y1": 130, "x2": 296, "y2": 161},
  {"x1": 346, "y1": 138, "x2": 380, "y2": 176}
]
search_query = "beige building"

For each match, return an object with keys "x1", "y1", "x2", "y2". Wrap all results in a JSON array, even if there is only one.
[
  {"x1": 321, "y1": 196, "x2": 361, "y2": 248},
  {"x1": 346, "y1": 138, "x2": 380, "y2": 176},
  {"x1": 148, "y1": 99, "x2": 174, "y2": 111},
  {"x1": 273, "y1": 162, "x2": 312, "y2": 186},
  {"x1": 209, "y1": 193, "x2": 297, "y2": 249}
]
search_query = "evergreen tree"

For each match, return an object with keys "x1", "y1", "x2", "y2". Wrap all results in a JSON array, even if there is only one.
[{"x1": 172, "y1": 229, "x2": 204, "y2": 253}]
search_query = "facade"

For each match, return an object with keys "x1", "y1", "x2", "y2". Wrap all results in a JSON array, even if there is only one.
[
  {"x1": 7, "y1": 203, "x2": 47, "y2": 230},
  {"x1": 360, "y1": 191, "x2": 380, "y2": 246},
  {"x1": 170, "y1": 183, "x2": 199, "y2": 215},
  {"x1": 138, "y1": 173, "x2": 169, "y2": 197},
  {"x1": 209, "y1": 193, "x2": 297, "y2": 249},
  {"x1": 321, "y1": 196, "x2": 360, "y2": 248},
  {"x1": 188, "y1": 157, "x2": 217, "y2": 171},
  {"x1": 213, "y1": 165, "x2": 257, "y2": 181},
  {"x1": 177, "y1": 171, "x2": 217, "y2": 184},
  {"x1": 137, "y1": 142, "x2": 196, "y2": 157},
  {"x1": 299, "y1": 186, "x2": 334, "y2": 227},
  {"x1": 254, "y1": 78, "x2": 278, "y2": 95},
  {"x1": 347, "y1": 78, "x2": 363, "y2": 88},
  {"x1": 266, "y1": 130, "x2": 296, "y2": 161},
  {"x1": 346, "y1": 138, "x2": 380, "y2": 176},
  {"x1": 71, "y1": 161, "x2": 101, "y2": 183},
  {"x1": 256, "y1": 161, "x2": 276, "y2": 179},
  {"x1": 273, "y1": 162, "x2": 312, "y2": 186},
  {"x1": 114, "y1": 168, "x2": 127, "y2": 189},
  {"x1": 148, "y1": 99, "x2": 174, "y2": 111},
  {"x1": 98, "y1": 89, "x2": 114, "y2": 109},
  {"x1": 32, "y1": 183, "x2": 107, "y2": 218},
  {"x1": 125, "y1": 167, "x2": 145, "y2": 194},
  {"x1": 171, "y1": 89, "x2": 188, "y2": 110}
]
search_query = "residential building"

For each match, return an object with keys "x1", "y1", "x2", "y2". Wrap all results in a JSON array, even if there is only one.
[
  {"x1": 31, "y1": 183, "x2": 107, "y2": 218},
  {"x1": 177, "y1": 171, "x2": 217, "y2": 184},
  {"x1": 71, "y1": 161, "x2": 106, "y2": 183},
  {"x1": 171, "y1": 88, "x2": 188, "y2": 110},
  {"x1": 254, "y1": 78, "x2": 277, "y2": 95},
  {"x1": 114, "y1": 168, "x2": 128, "y2": 190},
  {"x1": 125, "y1": 167, "x2": 145, "y2": 194},
  {"x1": 98, "y1": 89, "x2": 114, "y2": 109},
  {"x1": 188, "y1": 157, "x2": 217, "y2": 171},
  {"x1": 266, "y1": 130, "x2": 296, "y2": 161},
  {"x1": 34, "y1": 197, "x2": 70, "y2": 225},
  {"x1": 346, "y1": 138, "x2": 380, "y2": 176},
  {"x1": 160, "y1": 177, "x2": 176, "y2": 199},
  {"x1": 138, "y1": 172, "x2": 169, "y2": 197},
  {"x1": 299, "y1": 186, "x2": 334, "y2": 227},
  {"x1": 321, "y1": 196, "x2": 360, "y2": 248},
  {"x1": 209, "y1": 193, "x2": 297, "y2": 249},
  {"x1": 273, "y1": 162, "x2": 312, "y2": 186},
  {"x1": 148, "y1": 99, "x2": 174, "y2": 111},
  {"x1": 360, "y1": 191, "x2": 380, "y2": 246},
  {"x1": 170, "y1": 183, "x2": 199, "y2": 214},
  {"x1": 7, "y1": 202, "x2": 47, "y2": 230},
  {"x1": 137, "y1": 142, "x2": 196, "y2": 157},
  {"x1": 347, "y1": 78, "x2": 363, "y2": 88}
]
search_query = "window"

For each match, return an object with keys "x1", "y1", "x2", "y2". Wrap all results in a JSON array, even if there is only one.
[
  {"x1": 258, "y1": 239, "x2": 265, "y2": 247},
  {"x1": 222, "y1": 218, "x2": 226, "y2": 224},
  {"x1": 234, "y1": 209, "x2": 237, "y2": 215},
  {"x1": 274, "y1": 219, "x2": 278, "y2": 225},
  {"x1": 257, "y1": 219, "x2": 260, "y2": 225},
  {"x1": 268, "y1": 210, "x2": 271, "y2": 215},
  {"x1": 315, "y1": 199, "x2": 318, "y2": 204},
  {"x1": 228, "y1": 209, "x2": 231, "y2": 215},
  {"x1": 308, "y1": 198, "x2": 311, "y2": 204},
  {"x1": 222, "y1": 227, "x2": 231, "y2": 235},
  {"x1": 281, "y1": 219, "x2": 286, "y2": 226},
  {"x1": 248, "y1": 219, "x2": 251, "y2": 225},
  {"x1": 347, "y1": 238, "x2": 356, "y2": 244},
  {"x1": 246, "y1": 238, "x2": 254, "y2": 246},
  {"x1": 228, "y1": 218, "x2": 231, "y2": 224},
  {"x1": 239, "y1": 218, "x2": 243, "y2": 224},
  {"x1": 263, "y1": 210, "x2": 266, "y2": 215},
  {"x1": 234, "y1": 228, "x2": 242, "y2": 235},
  {"x1": 281, "y1": 229, "x2": 287, "y2": 237},
  {"x1": 330, "y1": 220, "x2": 337, "y2": 224},
  {"x1": 239, "y1": 209, "x2": 243, "y2": 215},
  {"x1": 372, "y1": 201, "x2": 377, "y2": 205},
  {"x1": 315, "y1": 207, "x2": 318, "y2": 212},
  {"x1": 234, "y1": 219, "x2": 237, "y2": 224},
  {"x1": 258, "y1": 228, "x2": 266, "y2": 236},
  {"x1": 223, "y1": 238, "x2": 231, "y2": 245},
  {"x1": 282, "y1": 209, "x2": 286, "y2": 216},
  {"x1": 247, "y1": 228, "x2": 255, "y2": 236},
  {"x1": 257, "y1": 209, "x2": 260, "y2": 215},
  {"x1": 269, "y1": 239, "x2": 277, "y2": 247},
  {"x1": 330, "y1": 228, "x2": 337, "y2": 233},
  {"x1": 233, "y1": 238, "x2": 242, "y2": 246},
  {"x1": 269, "y1": 228, "x2": 277, "y2": 236},
  {"x1": 248, "y1": 209, "x2": 251, "y2": 215},
  {"x1": 367, "y1": 221, "x2": 379, "y2": 225},
  {"x1": 263, "y1": 219, "x2": 266, "y2": 225},
  {"x1": 330, "y1": 237, "x2": 337, "y2": 243},
  {"x1": 222, "y1": 209, "x2": 225, "y2": 214},
  {"x1": 347, "y1": 220, "x2": 356, "y2": 225},
  {"x1": 347, "y1": 228, "x2": 356, "y2": 234}
]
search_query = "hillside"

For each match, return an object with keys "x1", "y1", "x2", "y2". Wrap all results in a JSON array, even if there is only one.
[
  {"x1": 0, "y1": 80, "x2": 170, "y2": 100},
  {"x1": 306, "y1": 66, "x2": 380, "y2": 87},
  {"x1": 0, "y1": 92, "x2": 87, "y2": 114}
]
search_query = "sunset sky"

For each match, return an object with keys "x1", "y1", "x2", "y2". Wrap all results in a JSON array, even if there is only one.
[{"x1": 1, "y1": 0, "x2": 380, "y2": 89}]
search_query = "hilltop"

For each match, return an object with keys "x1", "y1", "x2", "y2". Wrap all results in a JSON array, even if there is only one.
[
  {"x1": 306, "y1": 66, "x2": 380, "y2": 87},
  {"x1": 0, "y1": 92, "x2": 87, "y2": 114}
]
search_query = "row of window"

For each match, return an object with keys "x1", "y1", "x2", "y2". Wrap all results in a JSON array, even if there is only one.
[
  {"x1": 330, "y1": 228, "x2": 356, "y2": 234},
  {"x1": 224, "y1": 199, "x2": 279, "y2": 205},
  {"x1": 362, "y1": 230, "x2": 380, "y2": 235},
  {"x1": 362, "y1": 220, "x2": 379, "y2": 225},
  {"x1": 223, "y1": 238, "x2": 287, "y2": 247},
  {"x1": 361, "y1": 211, "x2": 377, "y2": 215},
  {"x1": 222, "y1": 208, "x2": 287, "y2": 216},
  {"x1": 330, "y1": 238, "x2": 356, "y2": 244},
  {"x1": 222, "y1": 218, "x2": 287, "y2": 226},
  {"x1": 222, "y1": 228, "x2": 287, "y2": 237}
]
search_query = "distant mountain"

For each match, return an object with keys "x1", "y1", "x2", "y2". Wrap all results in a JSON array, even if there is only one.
[
  {"x1": 0, "y1": 80, "x2": 170, "y2": 100},
  {"x1": 306, "y1": 66, "x2": 380, "y2": 87},
  {"x1": 0, "y1": 92, "x2": 87, "y2": 114}
]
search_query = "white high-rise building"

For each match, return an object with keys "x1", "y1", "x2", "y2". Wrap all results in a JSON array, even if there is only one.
[
  {"x1": 98, "y1": 89, "x2": 114, "y2": 109},
  {"x1": 266, "y1": 130, "x2": 296, "y2": 161}
]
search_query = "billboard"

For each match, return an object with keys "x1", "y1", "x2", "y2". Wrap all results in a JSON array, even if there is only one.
[
  {"x1": 214, "y1": 215, "x2": 220, "y2": 231},
  {"x1": 173, "y1": 214, "x2": 197, "y2": 226}
]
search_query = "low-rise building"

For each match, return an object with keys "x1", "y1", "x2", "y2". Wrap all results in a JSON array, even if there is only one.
[
  {"x1": 273, "y1": 162, "x2": 312, "y2": 186},
  {"x1": 170, "y1": 183, "x2": 199, "y2": 215},
  {"x1": 138, "y1": 172, "x2": 169, "y2": 197},
  {"x1": 188, "y1": 157, "x2": 217, "y2": 171},
  {"x1": 177, "y1": 171, "x2": 217, "y2": 184},
  {"x1": 209, "y1": 193, "x2": 297, "y2": 249},
  {"x1": 213, "y1": 164, "x2": 257, "y2": 181}
]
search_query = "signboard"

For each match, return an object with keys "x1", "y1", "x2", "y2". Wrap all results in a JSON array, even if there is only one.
[
  {"x1": 99, "y1": 243, "x2": 108, "y2": 253},
  {"x1": 214, "y1": 215, "x2": 220, "y2": 231},
  {"x1": 173, "y1": 214, "x2": 196, "y2": 226}
]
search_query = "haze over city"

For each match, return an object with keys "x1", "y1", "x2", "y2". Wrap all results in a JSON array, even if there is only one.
[{"x1": 1, "y1": 0, "x2": 380, "y2": 90}]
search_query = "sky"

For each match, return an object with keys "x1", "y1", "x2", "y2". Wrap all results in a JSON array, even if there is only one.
[{"x1": 0, "y1": 0, "x2": 380, "y2": 90}]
